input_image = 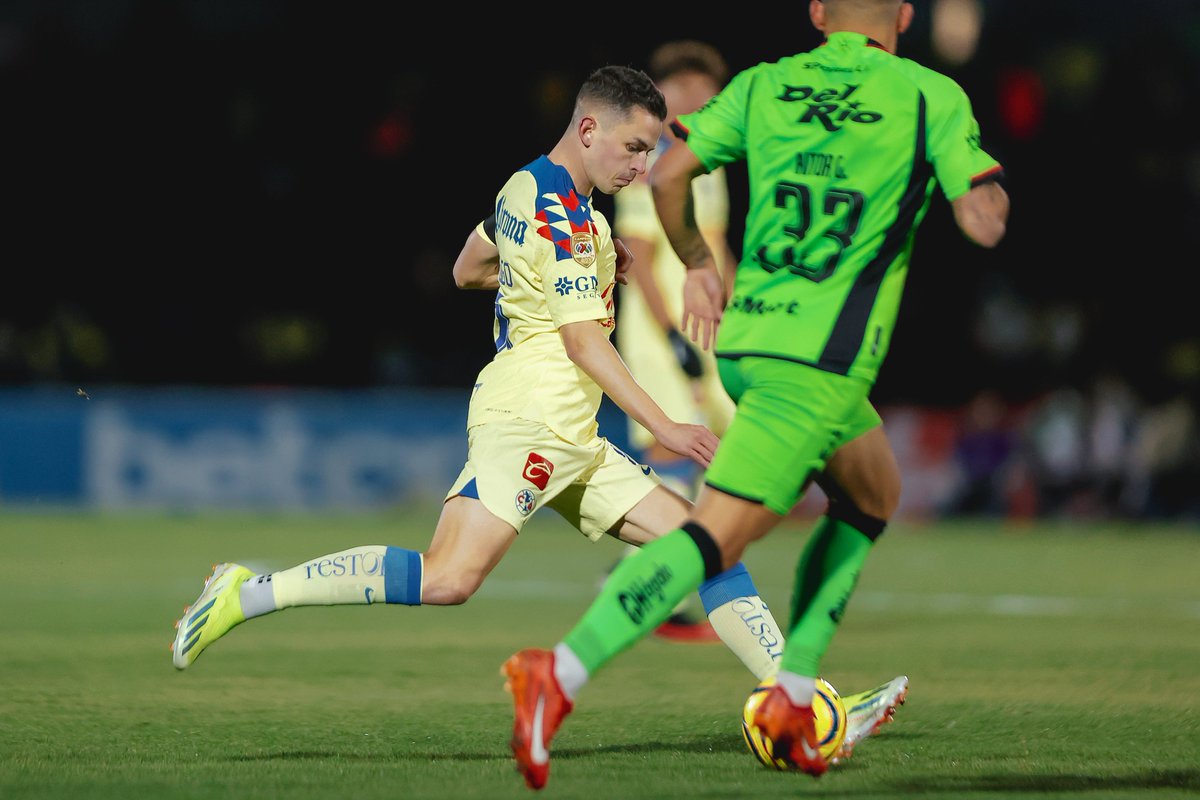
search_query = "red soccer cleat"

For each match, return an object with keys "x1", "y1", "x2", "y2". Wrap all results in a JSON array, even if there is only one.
[
  {"x1": 501, "y1": 648, "x2": 574, "y2": 790},
  {"x1": 752, "y1": 684, "x2": 829, "y2": 777},
  {"x1": 654, "y1": 612, "x2": 722, "y2": 643}
]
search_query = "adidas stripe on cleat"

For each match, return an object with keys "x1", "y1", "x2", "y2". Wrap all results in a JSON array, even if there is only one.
[{"x1": 171, "y1": 563, "x2": 254, "y2": 670}]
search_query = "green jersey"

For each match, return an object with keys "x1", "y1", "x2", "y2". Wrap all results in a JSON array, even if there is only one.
[{"x1": 676, "y1": 31, "x2": 1002, "y2": 383}]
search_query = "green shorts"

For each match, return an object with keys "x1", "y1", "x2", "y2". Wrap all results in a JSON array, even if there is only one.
[{"x1": 709, "y1": 357, "x2": 878, "y2": 515}]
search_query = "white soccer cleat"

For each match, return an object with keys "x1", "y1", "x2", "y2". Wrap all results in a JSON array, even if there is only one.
[{"x1": 832, "y1": 675, "x2": 909, "y2": 763}]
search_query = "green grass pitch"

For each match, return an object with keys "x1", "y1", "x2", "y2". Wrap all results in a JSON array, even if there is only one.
[{"x1": 1, "y1": 509, "x2": 1197, "y2": 799}]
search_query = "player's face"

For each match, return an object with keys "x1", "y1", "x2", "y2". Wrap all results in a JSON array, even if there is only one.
[{"x1": 585, "y1": 107, "x2": 661, "y2": 195}]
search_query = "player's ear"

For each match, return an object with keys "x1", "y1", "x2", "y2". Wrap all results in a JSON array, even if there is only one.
[
  {"x1": 579, "y1": 116, "x2": 597, "y2": 147},
  {"x1": 898, "y1": 1, "x2": 914, "y2": 34},
  {"x1": 809, "y1": 0, "x2": 826, "y2": 33}
]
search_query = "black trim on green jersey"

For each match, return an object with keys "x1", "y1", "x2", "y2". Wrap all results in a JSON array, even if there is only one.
[
  {"x1": 819, "y1": 35, "x2": 889, "y2": 52},
  {"x1": 704, "y1": 480, "x2": 766, "y2": 506},
  {"x1": 669, "y1": 120, "x2": 689, "y2": 141},
  {"x1": 817, "y1": 92, "x2": 933, "y2": 375},
  {"x1": 481, "y1": 213, "x2": 497, "y2": 244},
  {"x1": 716, "y1": 350, "x2": 822, "y2": 368}
]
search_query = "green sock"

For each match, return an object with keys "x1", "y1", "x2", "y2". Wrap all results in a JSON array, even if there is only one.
[
  {"x1": 563, "y1": 529, "x2": 705, "y2": 674},
  {"x1": 780, "y1": 516, "x2": 874, "y2": 677}
]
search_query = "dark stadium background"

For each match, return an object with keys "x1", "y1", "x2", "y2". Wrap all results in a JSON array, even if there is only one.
[{"x1": 1, "y1": 0, "x2": 1197, "y2": 517}]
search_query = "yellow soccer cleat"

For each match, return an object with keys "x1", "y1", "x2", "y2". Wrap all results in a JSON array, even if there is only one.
[{"x1": 171, "y1": 563, "x2": 254, "y2": 670}]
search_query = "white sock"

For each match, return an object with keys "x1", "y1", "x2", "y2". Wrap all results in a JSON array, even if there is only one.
[
  {"x1": 265, "y1": 545, "x2": 392, "y2": 610},
  {"x1": 705, "y1": 594, "x2": 784, "y2": 680},
  {"x1": 552, "y1": 643, "x2": 589, "y2": 701},
  {"x1": 239, "y1": 573, "x2": 277, "y2": 619},
  {"x1": 775, "y1": 670, "x2": 817, "y2": 708}
]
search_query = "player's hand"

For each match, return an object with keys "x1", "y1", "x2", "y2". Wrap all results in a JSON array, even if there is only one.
[
  {"x1": 666, "y1": 329, "x2": 703, "y2": 378},
  {"x1": 681, "y1": 263, "x2": 726, "y2": 350},
  {"x1": 654, "y1": 422, "x2": 719, "y2": 468},
  {"x1": 614, "y1": 237, "x2": 633, "y2": 285}
]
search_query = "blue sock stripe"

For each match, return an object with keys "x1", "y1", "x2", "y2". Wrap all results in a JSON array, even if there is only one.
[
  {"x1": 383, "y1": 547, "x2": 422, "y2": 605},
  {"x1": 698, "y1": 562, "x2": 758, "y2": 615}
]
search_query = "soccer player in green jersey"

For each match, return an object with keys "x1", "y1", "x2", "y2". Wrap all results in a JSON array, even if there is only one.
[{"x1": 502, "y1": 0, "x2": 1010, "y2": 787}]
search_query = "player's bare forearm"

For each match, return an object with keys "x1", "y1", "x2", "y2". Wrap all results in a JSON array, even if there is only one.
[
  {"x1": 452, "y1": 230, "x2": 501, "y2": 290},
  {"x1": 559, "y1": 320, "x2": 718, "y2": 466},
  {"x1": 952, "y1": 181, "x2": 1009, "y2": 248},
  {"x1": 559, "y1": 320, "x2": 672, "y2": 435},
  {"x1": 650, "y1": 142, "x2": 717, "y2": 272}
]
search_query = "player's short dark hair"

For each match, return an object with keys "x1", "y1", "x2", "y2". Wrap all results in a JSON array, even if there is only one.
[
  {"x1": 575, "y1": 65, "x2": 667, "y2": 122},
  {"x1": 647, "y1": 41, "x2": 729, "y2": 86}
]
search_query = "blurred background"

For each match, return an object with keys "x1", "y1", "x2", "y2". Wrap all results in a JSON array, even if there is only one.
[{"x1": 1, "y1": 0, "x2": 1198, "y2": 521}]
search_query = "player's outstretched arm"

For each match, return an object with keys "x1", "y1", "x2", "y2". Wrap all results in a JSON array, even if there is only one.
[
  {"x1": 452, "y1": 229, "x2": 501, "y2": 290},
  {"x1": 951, "y1": 181, "x2": 1009, "y2": 248},
  {"x1": 559, "y1": 320, "x2": 718, "y2": 467}
]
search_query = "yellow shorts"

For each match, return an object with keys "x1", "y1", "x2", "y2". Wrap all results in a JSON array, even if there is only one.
[{"x1": 445, "y1": 418, "x2": 660, "y2": 540}]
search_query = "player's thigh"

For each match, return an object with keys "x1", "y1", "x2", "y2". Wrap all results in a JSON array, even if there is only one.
[
  {"x1": 444, "y1": 419, "x2": 599, "y2": 533},
  {"x1": 611, "y1": 483, "x2": 691, "y2": 545},
  {"x1": 706, "y1": 358, "x2": 870, "y2": 517},
  {"x1": 823, "y1": 412, "x2": 900, "y2": 519},
  {"x1": 547, "y1": 440, "x2": 660, "y2": 542},
  {"x1": 422, "y1": 496, "x2": 520, "y2": 603}
]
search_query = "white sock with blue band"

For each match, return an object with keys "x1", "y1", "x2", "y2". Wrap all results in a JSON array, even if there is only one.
[
  {"x1": 240, "y1": 545, "x2": 424, "y2": 618},
  {"x1": 698, "y1": 562, "x2": 784, "y2": 680}
]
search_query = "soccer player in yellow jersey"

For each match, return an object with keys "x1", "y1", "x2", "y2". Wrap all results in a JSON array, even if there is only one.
[{"x1": 171, "y1": 66, "x2": 788, "y2": 692}]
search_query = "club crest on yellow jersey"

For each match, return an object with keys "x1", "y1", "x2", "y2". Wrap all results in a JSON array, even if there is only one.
[{"x1": 571, "y1": 232, "x2": 596, "y2": 267}]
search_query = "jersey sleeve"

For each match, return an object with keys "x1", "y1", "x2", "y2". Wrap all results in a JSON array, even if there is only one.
[
  {"x1": 539, "y1": 204, "x2": 611, "y2": 329},
  {"x1": 925, "y1": 77, "x2": 1003, "y2": 202},
  {"x1": 543, "y1": 254, "x2": 610, "y2": 328},
  {"x1": 476, "y1": 214, "x2": 496, "y2": 245},
  {"x1": 674, "y1": 66, "x2": 756, "y2": 170}
]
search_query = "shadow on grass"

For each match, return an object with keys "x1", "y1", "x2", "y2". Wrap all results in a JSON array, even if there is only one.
[
  {"x1": 817, "y1": 769, "x2": 1200, "y2": 795},
  {"x1": 231, "y1": 734, "x2": 744, "y2": 763}
]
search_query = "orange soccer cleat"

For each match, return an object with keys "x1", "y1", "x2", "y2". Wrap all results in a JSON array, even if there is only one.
[
  {"x1": 752, "y1": 684, "x2": 829, "y2": 777},
  {"x1": 501, "y1": 648, "x2": 574, "y2": 790}
]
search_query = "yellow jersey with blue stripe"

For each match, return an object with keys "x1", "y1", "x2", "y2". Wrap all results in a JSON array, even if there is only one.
[{"x1": 469, "y1": 155, "x2": 617, "y2": 444}]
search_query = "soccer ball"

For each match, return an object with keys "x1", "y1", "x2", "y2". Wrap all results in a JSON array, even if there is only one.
[{"x1": 741, "y1": 676, "x2": 847, "y2": 769}]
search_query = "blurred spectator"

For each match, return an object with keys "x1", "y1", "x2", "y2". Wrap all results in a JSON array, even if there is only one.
[
  {"x1": 1121, "y1": 395, "x2": 1200, "y2": 520},
  {"x1": 1020, "y1": 389, "x2": 1088, "y2": 517},
  {"x1": 943, "y1": 390, "x2": 1016, "y2": 517}
]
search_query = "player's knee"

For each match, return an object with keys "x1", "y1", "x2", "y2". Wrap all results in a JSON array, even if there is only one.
[
  {"x1": 820, "y1": 467, "x2": 900, "y2": 522},
  {"x1": 419, "y1": 560, "x2": 484, "y2": 606},
  {"x1": 425, "y1": 575, "x2": 480, "y2": 605},
  {"x1": 856, "y1": 473, "x2": 900, "y2": 520}
]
